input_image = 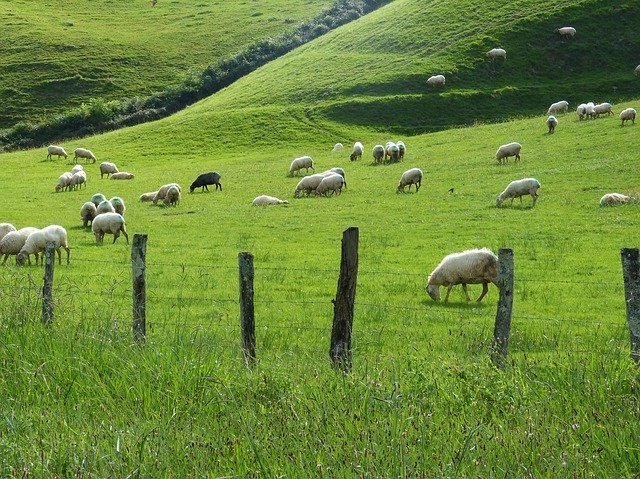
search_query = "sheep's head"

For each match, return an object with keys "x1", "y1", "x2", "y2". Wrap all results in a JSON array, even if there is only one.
[
  {"x1": 426, "y1": 284, "x2": 440, "y2": 301},
  {"x1": 496, "y1": 195, "x2": 504, "y2": 207},
  {"x1": 16, "y1": 252, "x2": 28, "y2": 266}
]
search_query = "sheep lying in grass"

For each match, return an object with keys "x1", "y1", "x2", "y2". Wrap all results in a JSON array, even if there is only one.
[
  {"x1": 252, "y1": 195, "x2": 289, "y2": 206},
  {"x1": 397, "y1": 168, "x2": 423, "y2": 193},
  {"x1": 110, "y1": 172, "x2": 134, "y2": 180},
  {"x1": 55, "y1": 172, "x2": 73, "y2": 192},
  {"x1": 486, "y1": 48, "x2": 506, "y2": 59},
  {"x1": 555, "y1": 26, "x2": 576, "y2": 37},
  {"x1": 547, "y1": 100, "x2": 568, "y2": 115},
  {"x1": 0, "y1": 227, "x2": 38, "y2": 265},
  {"x1": 153, "y1": 183, "x2": 181, "y2": 204},
  {"x1": 100, "y1": 162, "x2": 119, "y2": 178},
  {"x1": 92, "y1": 213, "x2": 128, "y2": 244},
  {"x1": 372, "y1": 144, "x2": 385, "y2": 163},
  {"x1": 426, "y1": 74, "x2": 446, "y2": 86},
  {"x1": 74, "y1": 148, "x2": 96, "y2": 163},
  {"x1": 190, "y1": 172, "x2": 222, "y2": 192},
  {"x1": 620, "y1": 108, "x2": 636, "y2": 126},
  {"x1": 495, "y1": 142, "x2": 521, "y2": 164},
  {"x1": 80, "y1": 202, "x2": 97, "y2": 227},
  {"x1": 47, "y1": 145, "x2": 68, "y2": 160},
  {"x1": 17, "y1": 225, "x2": 70, "y2": 266},
  {"x1": 496, "y1": 178, "x2": 541, "y2": 207},
  {"x1": 289, "y1": 156, "x2": 315, "y2": 176},
  {"x1": 594, "y1": 102, "x2": 613, "y2": 117},
  {"x1": 0, "y1": 223, "x2": 16, "y2": 242},
  {"x1": 546, "y1": 115, "x2": 558, "y2": 134},
  {"x1": 426, "y1": 248, "x2": 499, "y2": 303},
  {"x1": 350, "y1": 142, "x2": 363, "y2": 161},
  {"x1": 599, "y1": 193, "x2": 631, "y2": 207},
  {"x1": 139, "y1": 191, "x2": 158, "y2": 202}
]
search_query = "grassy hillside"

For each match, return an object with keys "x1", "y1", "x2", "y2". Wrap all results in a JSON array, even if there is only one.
[{"x1": 0, "y1": 0, "x2": 334, "y2": 128}]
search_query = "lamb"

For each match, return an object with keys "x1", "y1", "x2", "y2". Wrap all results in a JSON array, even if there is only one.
[
  {"x1": 289, "y1": 156, "x2": 315, "y2": 176},
  {"x1": 163, "y1": 186, "x2": 181, "y2": 207},
  {"x1": 153, "y1": 183, "x2": 181, "y2": 204},
  {"x1": 385, "y1": 143, "x2": 400, "y2": 162},
  {"x1": 496, "y1": 178, "x2": 541, "y2": 207},
  {"x1": 0, "y1": 223, "x2": 16, "y2": 242},
  {"x1": 47, "y1": 145, "x2": 68, "y2": 160},
  {"x1": 139, "y1": 191, "x2": 158, "y2": 202},
  {"x1": 71, "y1": 164, "x2": 84, "y2": 174},
  {"x1": 74, "y1": 148, "x2": 96, "y2": 163},
  {"x1": 99, "y1": 162, "x2": 119, "y2": 178},
  {"x1": 54, "y1": 172, "x2": 74, "y2": 192},
  {"x1": 315, "y1": 174, "x2": 345, "y2": 196},
  {"x1": 372, "y1": 144, "x2": 385, "y2": 163},
  {"x1": 80, "y1": 202, "x2": 97, "y2": 227},
  {"x1": 397, "y1": 141, "x2": 406, "y2": 160},
  {"x1": 546, "y1": 115, "x2": 558, "y2": 134},
  {"x1": 90, "y1": 193, "x2": 107, "y2": 207},
  {"x1": 576, "y1": 103, "x2": 587, "y2": 120},
  {"x1": 189, "y1": 172, "x2": 222, "y2": 193},
  {"x1": 547, "y1": 100, "x2": 568, "y2": 114},
  {"x1": 620, "y1": 107, "x2": 636, "y2": 126},
  {"x1": 397, "y1": 168, "x2": 423, "y2": 193},
  {"x1": 252, "y1": 195, "x2": 289, "y2": 206},
  {"x1": 110, "y1": 197, "x2": 126, "y2": 215},
  {"x1": 486, "y1": 48, "x2": 506, "y2": 59},
  {"x1": 69, "y1": 170, "x2": 87, "y2": 190},
  {"x1": 593, "y1": 102, "x2": 613, "y2": 117},
  {"x1": 635, "y1": 65, "x2": 640, "y2": 77},
  {"x1": 96, "y1": 200, "x2": 115, "y2": 215},
  {"x1": 331, "y1": 143, "x2": 344, "y2": 153},
  {"x1": 426, "y1": 74, "x2": 446, "y2": 86},
  {"x1": 110, "y1": 172, "x2": 134, "y2": 180},
  {"x1": 495, "y1": 142, "x2": 522, "y2": 164},
  {"x1": 0, "y1": 227, "x2": 38, "y2": 265},
  {"x1": 294, "y1": 174, "x2": 325, "y2": 197},
  {"x1": 91, "y1": 213, "x2": 129, "y2": 244},
  {"x1": 426, "y1": 248, "x2": 499, "y2": 303},
  {"x1": 555, "y1": 26, "x2": 576, "y2": 37},
  {"x1": 16, "y1": 225, "x2": 70, "y2": 266},
  {"x1": 599, "y1": 193, "x2": 631, "y2": 207},
  {"x1": 350, "y1": 142, "x2": 364, "y2": 161}
]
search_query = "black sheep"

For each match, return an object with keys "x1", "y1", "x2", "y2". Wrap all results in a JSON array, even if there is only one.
[{"x1": 190, "y1": 172, "x2": 222, "y2": 193}]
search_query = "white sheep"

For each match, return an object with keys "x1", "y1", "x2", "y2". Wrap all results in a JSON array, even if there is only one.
[
  {"x1": 546, "y1": 115, "x2": 558, "y2": 134},
  {"x1": 620, "y1": 107, "x2": 636, "y2": 126},
  {"x1": 96, "y1": 200, "x2": 115, "y2": 215},
  {"x1": 110, "y1": 172, "x2": 134, "y2": 180},
  {"x1": 110, "y1": 197, "x2": 126, "y2": 215},
  {"x1": 397, "y1": 168, "x2": 423, "y2": 193},
  {"x1": 315, "y1": 174, "x2": 345, "y2": 196},
  {"x1": 555, "y1": 26, "x2": 576, "y2": 37},
  {"x1": 426, "y1": 248, "x2": 499, "y2": 303},
  {"x1": 327, "y1": 167, "x2": 346, "y2": 188},
  {"x1": 153, "y1": 183, "x2": 181, "y2": 204},
  {"x1": 139, "y1": 191, "x2": 158, "y2": 202},
  {"x1": 0, "y1": 223, "x2": 16, "y2": 242},
  {"x1": 80, "y1": 202, "x2": 97, "y2": 227},
  {"x1": 594, "y1": 102, "x2": 614, "y2": 117},
  {"x1": 635, "y1": 65, "x2": 640, "y2": 77},
  {"x1": 0, "y1": 227, "x2": 38, "y2": 265},
  {"x1": 252, "y1": 195, "x2": 289, "y2": 206},
  {"x1": 496, "y1": 178, "x2": 541, "y2": 207},
  {"x1": 47, "y1": 145, "x2": 68, "y2": 160},
  {"x1": 17, "y1": 225, "x2": 70, "y2": 266},
  {"x1": 576, "y1": 103, "x2": 587, "y2": 120},
  {"x1": 91, "y1": 213, "x2": 129, "y2": 244},
  {"x1": 71, "y1": 164, "x2": 84, "y2": 174},
  {"x1": 74, "y1": 148, "x2": 96, "y2": 163},
  {"x1": 54, "y1": 172, "x2": 74, "y2": 193},
  {"x1": 331, "y1": 143, "x2": 344, "y2": 153},
  {"x1": 426, "y1": 74, "x2": 446, "y2": 86},
  {"x1": 585, "y1": 102, "x2": 596, "y2": 119},
  {"x1": 90, "y1": 193, "x2": 107, "y2": 207},
  {"x1": 495, "y1": 142, "x2": 522, "y2": 164},
  {"x1": 547, "y1": 100, "x2": 568, "y2": 114},
  {"x1": 486, "y1": 48, "x2": 506, "y2": 59},
  {"x1": 599, "y1": 193, "x2": 631, "y2": 207},
  {"x1": 397, "y1": 140, "x2": 406, "y2": 160},
  {"x1": 294, "y1": 174, "x2": 325, "y2": 197},
  {"x1": 289, "y1": 156, "x2": 315, "y2": 176},
  {"x1": 385, "y1": 143, "x2": 400, "y2": 162},
  {"x1": 163, "y1": 186, "x2": 181, "y2": 207},
  {"x1": 372, "y1": 144, "x2": 385, "y2": 163},
  {"x1": 100, "y1": 162, "x2": 119, "y2": 178},
  {"x1": 70, "y1": 170, "x2": 87, "y2": 190},
  {"x1": 350, "y1": 142, "x2": 364, "y2": 161}
]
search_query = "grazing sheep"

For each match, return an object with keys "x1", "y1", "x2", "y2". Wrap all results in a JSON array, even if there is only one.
[
  {"x1": 576, "y1": 103, "x2": 587, "y2": 120},
  {"x1": 350, "y1": 142, "x2": 364, "y2": 161},
  {"x1": 635, "y1": 65, "x2": 640, "y2": 77},
  {"x1": 55, "y1": 172, "x2": 74, "y2": 193},
  {"x1": 139, "y1": 191, "x2": 158, "y2": 202},
  {"x1": 327, "y1": 167, "x2": 346, "y2": 188},
  {"x1": 496, "y1": 178, "x2": 541, "y2": 207},
  {"x1": 546, "y1": 115, "x2": 558, "y2": 134},
  {"x1": 252, "y1": 195, "x2": 289, "y2": 206},
  {"x1": 74, "y1": 148, "x2": 96, "y2": 163},
  {"x1": 486, "y1": 48, "x2": 506, "y2": 59},
  {"x1": 620, "y1": 107, "x2": 636, "y2": 126},
  {"x1": 80, "y1": 202, "x2": 97, "y2": 227},
  {"x1": 0, "y1": 227, "x2": 38, "y2": 265},
  {"x1": 96, "y1": 200, "x2": 115, "y2": 215},
  {"x1": 594, "y1": 102, "x2": 614, "y2": 117},
  {"x1": 397, "y1": 168, "x2": 423, "y2": 193},
  {"x1": 110, "y1": 197, "x2": 126, "y2": 215},
  {"x1": 372, "y1": 144, "x2": 385, "y2": 163},
  {"x1": 600, "y1": 193, "x2": 631, "y2": 207},
  {"x1": 426, "y1": 74, "x2": 446, "y2": 86},
  {"x1": 70, "y1": 170, "x2": 87, "y2": 190},
  {"x1": 385, "y1": 143, "x2": 400, "y2": 162},
  {"x1": 585, "y1": 102, "x2": 596, "y2": 119},
  {"x1": 71, "y1": 164, "x2": 84, "y2": 174},
  {"x1": 294, "y1": 174, "x2": 325, "y2": 197},
  {"x1": 426, "y1": 248, "x2": 499, "y2": 303},
  {"x1": 289, "y1": 156, "x2": 315, "y2": 176},
  {"x1": 555, "y1": 26, "x2": 576, "y2": 37},
  {"x1": 332, "y1": 143, "x2": 344, "y2": 153},
  {"x1": 189, "y1": 172, "x2": 222, "y2": 193},
  {"x1": 495, "y1": 142, "x2": 522, "y2": 164},
  {"x1": 397, "y1": 141, "x2": 406, "y2": 160},
  {"x1": 47, "y1": 145, "x2": 68, "y2": 160},
  {"x1": 163, "y1": 186, "x2": 181, "y2": 207},
  {"x1": 110, "y1": 172, "x2": 134, "y2": 180},
  {"x1": 0, "y1": 223, "x2": 17, "y2": 242},
  {"x1": 17, "y1": 225, "x2": 70, "y2": 266},
  {"x1": 547, "y1": 100, "x2": 569, "y2": 114},
  {"x1": 91, "y1": 213, "x2": 128, "y2": 244},
  {"x1": 315, "y1": 174, "x2": 345, "y2": 196},
  {"x1": 90, "y1": 193, "x2": 107, "y2": 208},
  {"x1": 153, "y1": 183, "x2": 181, "y2": 204},
  {"x1": 99, "y1": 162, "x2": 119, "y2": 178}
]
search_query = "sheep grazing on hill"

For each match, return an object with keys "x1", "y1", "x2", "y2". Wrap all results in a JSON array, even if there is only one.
[
  {"x1": 576, "y1": 103, "x2": 587, "y2": 120},
  {"x1": 74, "y1": 148, "x2": 96, "y2": 163},
  {"x1": 350, "y1": 142, "x2": 364, "y2": 161},
  {"x1": 585, "y1": 102, "x2": 596, "y2": 119},
  {"x1": 372, "y1": 144, "x2": 385, "y2": 163},
  {"x1": 55, "y1": 172, "x2": 74, "y2": 193},
  {"x1": 0, "y1": 227, "x2": 38, "y2": 265},
  {"x1": 486, "y1": 48, "x2": 506, "y2": 60},
  {"x1": 547, "y1": 100, "x2": 568, "y2": 115},
  {"x1": 546, "y1": 115, "x2": 558, "y2": 134},
  {"x1": 396, "y1": 141, "x2": 406, "y2": 160},
  {"x1": 96, "y1": 200, "x2": 115, "y2": 215},
  {"x1": 190, "y1": 172, "x2": 222, "y2": 193},
  {"x1": 593, "y1": 102, "x2": 614, "y2": 117},
  {"x1": 70, "y1": 170, "x2": 87, "y2": 190},
  {"x1": 426, "y1": 74, "x2": 446, "y2": 86},
  {"x1": 110, "y1": 172, "x2": 134, "y2": 180},
  {"x1": 289, "y1": 156, "x2": 315, "y2": 176},
  {"x1": 426, "y1": 248, "x2": 499, "y2": 303},
  {"x1": 294, "y1": 174, "x2": 325, "y2": 197},
  {"x1": 163, "y1": 186, "x2": 181, "y2": 207},
  {"x1": 47, "y1": 145, "x2": 68, "y2": 160},
  {"x1": 385, "y1": 143, "x2": 400, "y2": 163},
  {"x1": 252, "y1": 195, "x2": 289, "y2": 206},
  {"x1": 496, "y1": 178, "x2": 541, "y2": 207},
  {"x1": 332, "y1": 143, "x2": 344, "y2": 153},
  {"x1": 620, "y1": 107, "x2": 636, "y2": 126},
  {"x1": 0, "y1": 223, "x2": 17, "y2": 242},
  {"x1": 397, "y1": 168, "x2": 423, "y2": 193},
  {"x1": 139, "y1": 191, "x2": 158, "y2": 202},
  {"x1": 80, "y1": 202, "x2": 97, "y2": 227},
  {"x1": 71, "y1": 164, "x2": 84, "y2": 174},
  {"x1": 555, "y1": 26, "x2": 576, "y2": 37},
  {"x1": 110, "y1": 197, "x2": 126, "y2": 215},
  {"x1": 100, "y1": 162, "x2": 119, "y2": 179},
  {"x1": 153, "y1": 183, "x2": 181, "y2": 204},
  {"x1": 90, "y1": 193, "x2": 107, "y2": 208},
  {"x1": 600, "y1": 193, "x2": 631, "y2": 207},
  {"x1": 92, "y1": 213, "x2": 128, "y2": 244},
  {"x1": 315, "y1": 174, "x2": 345, "y2": 196},
  {"x1": 17, "y1": 225, "x2": 70, "y2": 266},
  {"x1": 325, "y1": 167, "x2": 346, "y2": 188},
  {"x1": 495, "y1": 142, "x2": 522, "y2": 164}
]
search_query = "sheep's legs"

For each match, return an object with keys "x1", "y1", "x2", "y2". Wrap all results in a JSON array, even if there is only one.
[
  {"x1": 416, "y1": 181, "x2": 421, "y2": 192},
  {"x1": 444, "y1": 285, "x2": 454, "y2": 303},
  {"x1": 461, "y1": 283, "x2": 471, "y2": 301},
  {"x1": 476, "y1": 282, "x2": 489, "y2": 302}
]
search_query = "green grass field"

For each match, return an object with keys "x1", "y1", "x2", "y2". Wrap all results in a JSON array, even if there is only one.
[{"x1": 1, "y1": 0, "x2": 640, "y2": 476}]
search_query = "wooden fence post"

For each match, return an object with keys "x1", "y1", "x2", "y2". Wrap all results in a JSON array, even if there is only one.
[
  {"x1": 131, "y1": 234, "x2": 147, "y2": 344},
  {"x1": 330, "y1": 227, "x2": 359, "y2": 372},
  {"x1": 41, "y1": 241, "x2": 56, "y2": 325},
  {"x1": 491, "y1": 248, "x2": 514, "y2": 368},
  {"x1": 621, "y1": 248, "x2": 640, "y2": 363},
  {"x1": 238, "y1": 252, "x2": 256, "y2": 367}
]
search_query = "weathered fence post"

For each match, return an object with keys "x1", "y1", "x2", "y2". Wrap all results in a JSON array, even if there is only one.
[
  {"x1": 491, "y1": 248, "x2": 514, "y2": 368},
  {"x1": 621, "y1": 248, "x2": 640, "y2": 363},
  {"x1": 131, "y1": 234, "x2": 147, "y2": 344},
  {"x1": 41, "y1": 241, "x2": 56, "y2": 325},
  {"x1": 330, "y1": 227, "x2": 359, "y2": 372},
  {"x1": 238, "y1": 252, "x2": 256, "y2": 367}
]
